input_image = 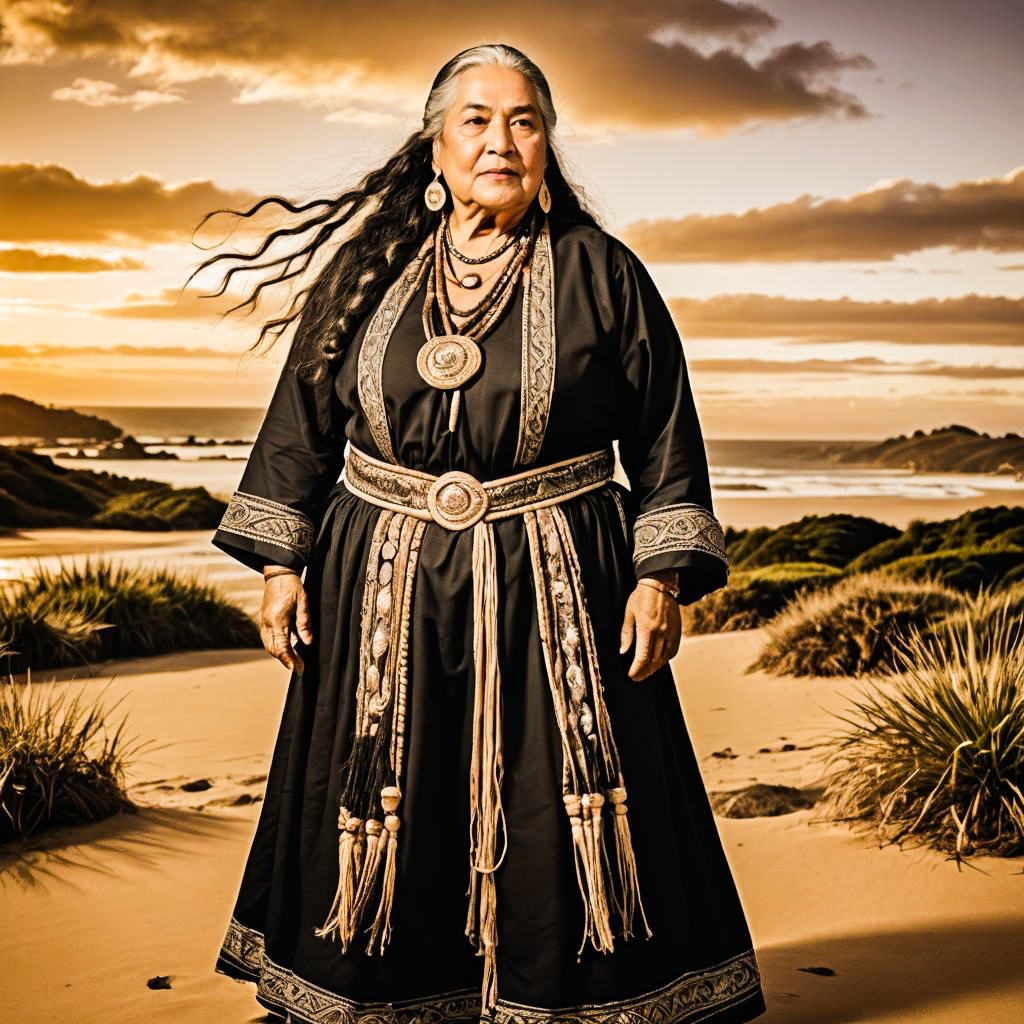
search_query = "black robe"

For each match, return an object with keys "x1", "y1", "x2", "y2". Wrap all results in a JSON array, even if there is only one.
[{"x1": 211, "y1": 212, "x2": 767, "y2": 1024}]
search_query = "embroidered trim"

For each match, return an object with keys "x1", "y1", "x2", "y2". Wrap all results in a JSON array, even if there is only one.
[
  {"x1": 357, "y1": 235, "x2": 435, "y2": 464},
  {"x1": 218, "y1": 490, "x2": 315, "y2": 561},
  {"x1": 356, "y1": 216, "x2": 557, "y2": 473},
  {"x1": 219, "y1": 916, "x2": 480, "y2": 1023},
  {"x1": 218, "y1": 916, "x2": 762, "y2": 1024},
  {"x1": 492, "y1": 947, "x2": 763, "y2": 1024},
  {"x1": 514, "y1": 214, "x2": 556, "y2": 468},
  {"x1": 632, "y1": 502, "x2": 728, "y2": 569},
  {"x1": 610, "y1": 488, "x2": 629, "y2": 544}
]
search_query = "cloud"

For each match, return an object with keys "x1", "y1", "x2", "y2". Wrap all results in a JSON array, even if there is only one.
[
  {"x1": 0, "y1": 0, "x2": 874, "y2": 134},
  {"x1": 0, "y1": 247, "x2": 146, "y2": 272},
  {"x1": 668, "y1": 293, "x2": 1024, "y2": 345},
  {"x1": 690, "y1": 357, "x2": 1024, "y2": 378},
  {"x1": 323, "y1": 106, "x2": 403, "y2": 127},
  {"x1": 0, "y1": 342, "x2": 228, "y2": 359},
  {"x1": 96, "y1": 286, "x2": 257, "y2": 320},
  {"x1": 622, "y1": 166, "x2": 1024, "y2": 260},
  {"x1": 0, "y1": 162, "x2": 256, "y2": 245},
  {"x1": 51, "y1": 76, "x2": 185, "y2": 109}
]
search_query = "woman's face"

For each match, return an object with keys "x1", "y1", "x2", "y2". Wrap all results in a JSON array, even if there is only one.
[{"x1": 433, "y1": 66, "x2": 547, "y2": 220}]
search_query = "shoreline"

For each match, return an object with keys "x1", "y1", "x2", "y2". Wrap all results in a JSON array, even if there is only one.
[
  {"x1": 2, "y1": 489, "x2": 1021, "y2": 564},
  {"x1": 714, "y1": 489, "x2": 1023, "y2": 530}
]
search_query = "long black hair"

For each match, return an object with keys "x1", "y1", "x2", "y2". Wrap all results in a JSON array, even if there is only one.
[{"x1": 186, "y1": 43, "x2": 605, "y2": 383}]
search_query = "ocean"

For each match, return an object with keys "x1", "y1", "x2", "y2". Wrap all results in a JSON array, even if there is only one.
[{"x1": 28, "y1": 404, "x2": 1024, "y2": 506}]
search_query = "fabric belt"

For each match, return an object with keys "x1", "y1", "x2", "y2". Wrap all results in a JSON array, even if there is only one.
[
  {"x1": 315, "y1": 444, "x2": 653, "y2": 1018},
  {"x1": 341, "y1": 443, "x2": 617, "y2": 527}
]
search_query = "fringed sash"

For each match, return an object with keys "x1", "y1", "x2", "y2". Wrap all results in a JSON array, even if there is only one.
[{"x1": 315, "y1": 445, "x2": 652, "y2": 1018}]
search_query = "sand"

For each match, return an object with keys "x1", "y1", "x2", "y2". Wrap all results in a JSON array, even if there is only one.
[
  {"x1": 2, "y1": 494, "x2": 1023, "y2": 1023},
  {"x1": 2, "y1": 625, "x2": 1022, "y2": 1024}
]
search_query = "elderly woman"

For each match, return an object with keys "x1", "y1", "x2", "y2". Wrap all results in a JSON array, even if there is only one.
[{"x1": 203, "y1": 42, "x2": 765, "y2": 1024}]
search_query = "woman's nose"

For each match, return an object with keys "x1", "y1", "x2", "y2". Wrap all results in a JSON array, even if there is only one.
[{"x1": 486, "y1": 120, "x2": 514, "y2": 154}]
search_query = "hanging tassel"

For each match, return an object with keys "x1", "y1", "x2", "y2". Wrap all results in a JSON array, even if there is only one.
[
  {"x1": 581, "y1": 792, "x2": 615, "y2": 952},
  {"x1": 313, "y1": 807, "x2": 359, "y2": 948},
  {"x1": 366, "y1": 786, "x2": 403, "y2": 953},
  {"x1": 350, "y1": 817, "x2": 385, "y2": 923},
  {"x1": 465, "y1": 520, "x2": 508, "y2": 1018},
  {"x1": 606, "y1": 785, "x2": 653, "y2": 940},
  {"x1": 563, "y1": 793, "x2": 600, "y2": 958}
]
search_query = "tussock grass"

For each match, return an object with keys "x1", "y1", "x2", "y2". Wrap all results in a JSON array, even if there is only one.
[
  {"x1": 1, "y1": 671, "x2": 149, "y2": 843},
  {"x1": 0, "y1": 557, "x2": 260, "y2": 670},
  {"x1": 814, "y1": 596, "x2": 1024, "y2": 861},
  {"x1": 750, "y1": 571, "x2": 964, "y2": 677}
]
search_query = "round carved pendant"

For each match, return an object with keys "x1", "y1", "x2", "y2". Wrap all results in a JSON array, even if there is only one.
[
  {"x1": 417, "y1": 334, "x2": 481, "y2": 390},
  {"x1": 426, "y1": 471, "x2": 490, "y2": 530}
]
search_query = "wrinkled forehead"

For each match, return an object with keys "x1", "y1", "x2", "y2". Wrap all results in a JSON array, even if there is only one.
[{"x1": 445, "y1": 65, "x2": 540, "y2": 120}]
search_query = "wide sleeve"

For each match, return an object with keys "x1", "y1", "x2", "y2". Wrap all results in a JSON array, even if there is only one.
[
  {"x1": 608, "y1": 237, "x2": 729, "y2": 605},
  {"x1": 211, "y1": 345, "x2": 347, "y2": 574}
]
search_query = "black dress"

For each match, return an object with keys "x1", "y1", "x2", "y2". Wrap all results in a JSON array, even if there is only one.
[{"x1": 211, "y1": 211, "x2": 767, "y2": 1024}]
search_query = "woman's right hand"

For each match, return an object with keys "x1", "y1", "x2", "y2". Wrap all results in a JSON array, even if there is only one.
[{"x1": 260, "y1": 567, "x2": 312, "y2": 674}]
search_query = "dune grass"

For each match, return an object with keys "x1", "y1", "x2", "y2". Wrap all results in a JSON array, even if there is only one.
[
  {"x1": 813, "y1": 595, "x2": 1024, "y2": 861},
  {"x1": 0, "y1": 671, "x2": 149, "y2": 843},
  {"x1": 0, "y1": 556, "x2": 260, "y2": 670},
  {"x1": 749, "y1": 571, "x2": 965, "y2": 677}
]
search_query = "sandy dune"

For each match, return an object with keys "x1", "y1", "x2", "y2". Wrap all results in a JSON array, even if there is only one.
[{"x1": 2, "y1": 626, "x2": 1021, "y2": 1023}]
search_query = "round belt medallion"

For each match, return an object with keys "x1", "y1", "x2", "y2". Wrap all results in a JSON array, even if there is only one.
[
  {"x1": 426, "y1": 471, "x2": 489, "y2": 530},
  {"x1": 417, "y1": 334, "x2": 481, "y2": 390}
]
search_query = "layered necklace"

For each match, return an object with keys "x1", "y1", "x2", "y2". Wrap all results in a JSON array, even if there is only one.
[{"x1": 418, "y1": 208, "x2": 539, "y2": 432}]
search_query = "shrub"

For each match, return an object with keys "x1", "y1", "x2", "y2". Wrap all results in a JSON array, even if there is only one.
[
  {"x1": 880, "y1": 547, "x2": 1024, "y2": 592},
  {"x1": 750, "y1": 571, "x2": 964, "y2": 677},
  {"x1": 727, "y1": 514, "x2": 899, "y2": 570},
  {"x1": 0, "y1": 557, "x2": 260, "y2": 670},
  {"x1": 812, "y1": 596, "x2": 1024, "y2": 861},
  {"x1": 0, "y1": 671, "x2": 148, "y2": 843},
  {"x1": 682, "y1": 562, "x2": 841, "y2": 634}
]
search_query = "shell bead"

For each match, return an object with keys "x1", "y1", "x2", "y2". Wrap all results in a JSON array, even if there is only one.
[{"x1": 371, "y1": 621, "x2": 390, "y2": 658}]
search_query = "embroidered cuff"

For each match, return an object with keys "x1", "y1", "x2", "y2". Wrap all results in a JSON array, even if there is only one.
[
  {"x1": 632, "y1": 502, "x2": 729, "y2": 572},
  {"x1": 215, "y1": 490, "x2": 316, "y2": 569}
]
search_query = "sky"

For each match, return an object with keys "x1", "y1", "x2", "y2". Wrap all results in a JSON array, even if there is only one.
[{"x1": 1, "y1": 0, "x2": 1022, "y2": 439}]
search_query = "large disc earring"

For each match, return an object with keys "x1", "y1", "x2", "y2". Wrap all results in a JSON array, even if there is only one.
[
  {"x1": 538, "y1": 177, "x2": 551, "y2": 213},
  {"x1": 424, "y1": 170, "x2": 447, "y2": 211}
]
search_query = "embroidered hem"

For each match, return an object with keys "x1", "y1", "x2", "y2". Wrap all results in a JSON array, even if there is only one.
[
  {"x1": 217, "y1": 915, "x2": 765, "y2": 1024},
  {"x1": 217, "y1": 490, "x2": 316, "y2": 561},
  {"x1": 632, "y1": 503, "x2": 728, "y2": 570}
]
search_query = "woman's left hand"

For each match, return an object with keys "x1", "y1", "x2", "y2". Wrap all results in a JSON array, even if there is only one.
[{"x1": 619, "y1": 573, "x2": 682, "y2": 682}]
